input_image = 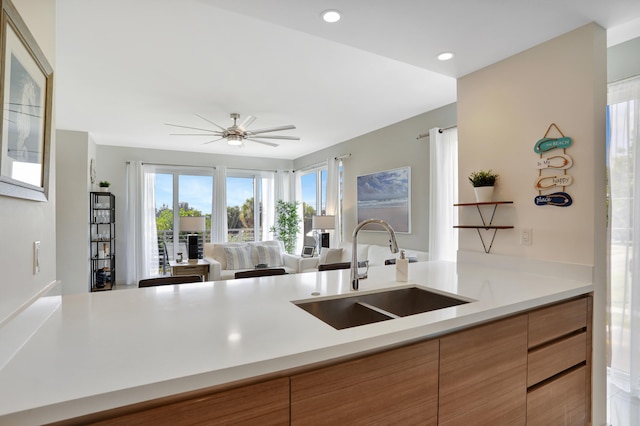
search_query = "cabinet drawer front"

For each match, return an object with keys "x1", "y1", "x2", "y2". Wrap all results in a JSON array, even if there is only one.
[
  {"x1": 527, "y1": 332, "x2": 586, "y2": 387},
  {"x1": 528, "y1": 297, "x2": 587, "y2": 348},
  {"x1": 175, "y1": 266, "x2": 205, "y2": 274},
  {"x1": 527, "y1": 366, "x2": 586, "y2": 426}
]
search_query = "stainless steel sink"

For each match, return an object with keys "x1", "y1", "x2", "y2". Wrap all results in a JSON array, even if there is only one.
[{"x1": 294, "y1": 286, "x2": 469, "y2": 330}]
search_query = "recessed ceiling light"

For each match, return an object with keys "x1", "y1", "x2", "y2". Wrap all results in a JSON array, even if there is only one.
[
  {"x1": 321, "y1": 9, "x2": 341, "y2": 23},
  {"x1": 437, "y1": 52, "x2": 455, "y2": 61}
]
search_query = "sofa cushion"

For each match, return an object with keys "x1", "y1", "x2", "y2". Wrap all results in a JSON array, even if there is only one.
[
  {"x1": 256, "y1": 244, "x2": 283, "y2": 267},
  {"x1": 212, "y1": 242, "x2": 246, "y2": 270},
  {"x1": 224, "y1": 245, "x2": 254, "y2": 270},
  {"x1": 320, "y1": 248, "x2": 343, "y2": 264}
]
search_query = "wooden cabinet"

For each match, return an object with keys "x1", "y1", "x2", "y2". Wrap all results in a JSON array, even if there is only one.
[
  {"x1": 438, "y1": 315, "x2": 528, "y2": 425},
  {"x1": 85, "y1": 378, "x2": 289, "y2": 426},
  {"x1": 291, "y1": 340, "x2": 439, "y2": 425},
  {"x1": 59, "y1": 295, "x2": 592, "y2": 425},
  {"x1": 526, "y1": 296, "x2": 592, "y2": 425}
]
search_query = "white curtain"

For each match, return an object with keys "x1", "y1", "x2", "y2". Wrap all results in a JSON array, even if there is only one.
[
  {"x1": 607, "y1": 75, "x2": 640, "y2": 402},
  {"x1": 275, "y1": 169, "x2": 292, "y2": 203},
  {"x1": 262, "y1": 171, "x2": 275, "y2": 241},
  {"x1": 326, "y1": 157, "x2": 341, "y2": 246},
  {"x1": 124, "y1": 161, "x2": 158, "y2": 283},
  {"x1": 428, "y1": 127, "x2": 458, "y2": 261},
  {"x1": 294, "y1": 171, "x2": 304, "y2": 253},
  {"x1": 212, "y1": 165, "x2": 227, "y2": 243}
]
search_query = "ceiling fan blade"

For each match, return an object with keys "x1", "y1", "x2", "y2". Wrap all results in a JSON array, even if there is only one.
[
  {"x1": 194, "y1": 114, "x2": 227, "y2": 131},
  {"x1": 238, "y1": 115, "x2": 256, "y2": 130},
  {"x1": 247, "y1": 124, "x2": 296, "y2": 135},
  {"x1": 203, "y1": 137, "x2": 225, "y2": 144},
  {"x1": 246, "y1": 138, "x2": 279, "y2": 147},
  {"x1": 165, "y1": 123, "x2": 220, "y2": 133},
  {"x1": 244, "y1": 135, "x2": 300, "y2": 140},
  {"x1": 170, "y1": 133, "x2": 224, "y2": 136}
]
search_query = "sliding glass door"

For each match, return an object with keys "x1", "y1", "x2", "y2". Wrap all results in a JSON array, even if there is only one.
[{"x1": 153, "y1": 168, "x2": 213, "y2": 274}]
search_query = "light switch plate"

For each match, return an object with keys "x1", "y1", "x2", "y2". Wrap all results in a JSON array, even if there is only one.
[{"x1": 33, "y1": 241, "x2": 40, "y2": 275}]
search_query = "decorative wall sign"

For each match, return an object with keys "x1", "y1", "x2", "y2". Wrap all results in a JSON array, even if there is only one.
[
  {"x1": 534, "y1": 123, "x2": 572, "y2": 207},
  {"x1": 534, "y1": 192, "x2": 573, "y2": 207},
  {"x1": 534, "y1": 175, "x2": 573, "y2": 190},
  {"x1": 535, "y1": 153, "x2": 573, "y2": 170},
  {"x1": 534, "y1": 136, "x2": 573, "y2": 154}
]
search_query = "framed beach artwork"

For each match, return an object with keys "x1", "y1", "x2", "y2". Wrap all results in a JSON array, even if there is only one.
[
  {"x1": 357, "y1": 166, "x2": 411, "y2": 233},
  {"x1": 0, "y1": 0, "x2": 54, "y2": 202}
]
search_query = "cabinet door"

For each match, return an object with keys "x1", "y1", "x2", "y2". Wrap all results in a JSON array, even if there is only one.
[
  {"x1": 91, "y1": 378, "x2": 289, "y2": 425},
  {"x1": 439, "y1": 315, "x2": 528, "y2": 425},
  {"x1": 527, "y1": 366, "x2": 586, "y2": 426},
  {"x1": 291, "y1": 340, "x2": 439, "y2": 425}
]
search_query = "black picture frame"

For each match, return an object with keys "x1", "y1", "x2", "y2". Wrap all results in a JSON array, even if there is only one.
[
  {"x1": 0, "y1": 0, "x2": 53, "y2": 202},
  {"x1": 301, "y1": 245, "x2": 315, "y2": 258}
]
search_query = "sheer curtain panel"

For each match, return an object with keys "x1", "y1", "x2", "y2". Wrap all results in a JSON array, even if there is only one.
[
  {"x1": 124, "y1": 162, "x2": 159, "y2": 283},
  {"x1": 428, "y1": 127, "x2": 458, "y2": 262},
  {"x1": 607, "y1": 75, "x2": 640, "y2": 402}
]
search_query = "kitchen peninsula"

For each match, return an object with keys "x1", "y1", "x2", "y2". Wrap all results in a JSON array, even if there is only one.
[{"x1": 0, "y1": 260, "x2": 593, "y2": 424}]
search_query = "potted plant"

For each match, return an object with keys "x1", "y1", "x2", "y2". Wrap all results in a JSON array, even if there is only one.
[
  {"x1": 468, "y1": 170, "x2": 498, "y2": 203},
  {"x1": 270, "y1": 200, "x2": 300, "y2": 254},
  {"x1": 99, "y1": 181, "x2": 111, "y2": 192}
]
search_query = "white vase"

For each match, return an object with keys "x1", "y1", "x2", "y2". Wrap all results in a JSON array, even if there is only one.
[{"x1": 473, "y1": 186, "x2": 494, "y2": 203}]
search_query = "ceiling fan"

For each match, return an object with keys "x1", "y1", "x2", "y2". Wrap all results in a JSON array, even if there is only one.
[{"x1": 165, "y1": 113, "x2": 300, "y2": 147}]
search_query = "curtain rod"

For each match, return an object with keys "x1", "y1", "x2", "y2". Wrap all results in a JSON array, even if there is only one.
[
  {"x1": 335, "y1": 153, "x2": 351, "y2": 161},
  {"x1": 416, "y1": 125, "x2": 457, "y2": 140},
  {"x1": 125, "y1": 161, "x2": 216, "y2": 169}
]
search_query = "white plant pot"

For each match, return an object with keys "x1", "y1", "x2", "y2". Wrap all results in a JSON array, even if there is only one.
[
  {"x1": 474, "y1": 186, "x2": 494, "y2": 203},
  {"x1": 100, "y1": 187, "x2": 109, "y2": 192}
]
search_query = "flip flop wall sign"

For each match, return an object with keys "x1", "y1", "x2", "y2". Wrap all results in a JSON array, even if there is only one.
[
  {"x1": 534, "y1": 192, "x2": 573, "y2": 207},
  {"x1": 534, "y1": 175, "x2": 573, "y2": 190},
  {"x1": 534, "y1": 123, "x2": 573, "y2": 207},
  {"x1": 534, "y1": 136, "x2": 573, "y2": 154},
  {"x1": 535, "y1": 153, "x2": 573, "y2": 170}
]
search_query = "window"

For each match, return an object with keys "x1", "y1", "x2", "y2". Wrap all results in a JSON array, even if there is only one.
[
  {"x1": 153, "y1": 168, "x2": 213, "y2": 273},
  {"x1": 300, "y1": 167, "x2": 327, "y2": 247},
  {"x1": 227, "y1": 173, "x2": 263, "y2": 242}
]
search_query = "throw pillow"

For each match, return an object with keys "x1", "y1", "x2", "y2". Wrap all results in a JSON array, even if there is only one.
[
  {"x1": 256, "y1": 245, "x2": 283, "y2": 267},
  {"x1": 320, "y1": 248, "x2": 343, "y2": 264},
  {"x1": 224, "y1": 245, "x2": 253, "y2": 270}
]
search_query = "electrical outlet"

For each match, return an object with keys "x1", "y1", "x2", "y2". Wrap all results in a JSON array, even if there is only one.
[
  {"x1": 521, "y1": 228, "x2": 532, "y2": 246},
  {"x1": 33, "y1": 241, "x2": 40, "y2": 275}
]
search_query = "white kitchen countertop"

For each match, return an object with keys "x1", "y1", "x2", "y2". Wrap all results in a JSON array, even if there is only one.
[{"x1": 0, "y1": 260, "x2": 593, "y2": 424}]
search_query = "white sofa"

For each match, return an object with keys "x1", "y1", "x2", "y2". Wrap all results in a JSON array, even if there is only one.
[
  {"x1": 299, "y1": 242, "x2": 429, "y2": 273},
  {"x1": 203, "y1": 240, "x2": 299, "y2": 281}
]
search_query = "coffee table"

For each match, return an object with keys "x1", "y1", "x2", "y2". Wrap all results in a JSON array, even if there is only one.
[{"x1": 169, "y1": 259, "x2": 210, "y2": 281}]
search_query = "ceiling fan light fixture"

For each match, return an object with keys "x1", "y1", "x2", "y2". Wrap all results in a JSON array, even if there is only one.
[
  {"x1": 321, "y1": 9, "x2": 341, "y2": 23},
  {"x1": 227, "y1": 134, "x2": 242, "y2": 146},
  {"x1": 437, "y1": 51, "x2": 455, "y2": 61}
]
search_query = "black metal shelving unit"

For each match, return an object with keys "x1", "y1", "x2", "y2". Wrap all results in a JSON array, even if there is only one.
[{"x1": 89, "y1": 192, "x2": 116, "y2": 291}]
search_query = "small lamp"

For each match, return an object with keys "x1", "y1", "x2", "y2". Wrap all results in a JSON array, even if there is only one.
[
  {"x1": 312, "y1": 215, "x2": 335, "y2": 253},
  {"x1": 179, "y1": 216, "x2": 205, "y2": 262}
]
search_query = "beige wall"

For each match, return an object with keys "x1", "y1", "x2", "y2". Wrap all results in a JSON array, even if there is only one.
[
  {"x1": 0, "y1": 0, "x2": 56, "y2": 324},
  {"x1": 294, "y1": 104, "x2": 457, "y2": 252},
  {"x1": 457, "y1": 22, "x2": 607, "y2": 423}
]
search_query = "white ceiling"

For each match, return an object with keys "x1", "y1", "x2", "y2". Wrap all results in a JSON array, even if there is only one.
[{"x1": 55, "y1": 0, "x2": 640, "y2": 160}]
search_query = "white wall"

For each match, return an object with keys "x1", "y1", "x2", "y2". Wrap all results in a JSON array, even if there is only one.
[
  {"x1": 0, "y1": 0, "x2": 56, "y2": 325},
  {"x1": 55, "y1": 130, "x2": 96, "y2": 294},
  {"x1": 457, "y1": 23, "x2": 607, "y2": 424},
  {"x1": 294, "y1": 103, "x2": 457, "y2": 252}
]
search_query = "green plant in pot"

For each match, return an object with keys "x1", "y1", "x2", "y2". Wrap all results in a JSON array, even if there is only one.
[
  {"x1": 270, "y1": 200, "x2": 300, "y2": 254},
  {"x1": 468, "y1": 170, "x2": 498, "y2": 203},
  {"x1": 99, "y1": 180, "x2": 111, "y2": 192}
]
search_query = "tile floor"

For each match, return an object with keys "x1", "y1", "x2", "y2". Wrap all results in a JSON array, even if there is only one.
[{"x1": 608, "y1": 376, "x2": 640, "y2": 426}]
